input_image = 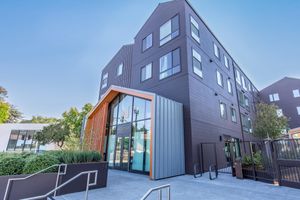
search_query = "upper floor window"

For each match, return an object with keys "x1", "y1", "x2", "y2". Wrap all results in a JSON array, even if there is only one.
[
  {"x1": 227, "y1": 79, "x2": 233, "y2": 94},
  {"x1": 269, "y1": 93, "x2": 280, "y2": 102},
  {"x1": 159, "y1": 48, "x2": 180, "y2": 80},
  {"x1": 297, "y1": 107, "x2": 300, "y2": 115},
  {"x1": 101, "y1": 73, "x2": 108, "y2": 89},
  {"x1": 190, "y1": 16, "x2": 200, "y2": 43},
  {"x1": 276, "y1": 109, "x2": 283, "y2": 117},
  {"x1": 216, "y1": 70, "x2": 223, "y2": 87},
  {"x1": 241, "y1": 76, "x2": 247, "y2": 91},
  {"x1": 242, "y1": 114, "x2": 252, "y2": 133},
  {"x1": 238, "y1": 91, "x2": 245, "y2": 107},
  {"x1": 224, "y1": 55, "x2": 229, "y2": 69},
  {"x1": 236, "y1": 70, "x2": 241, "y2": 85},
  {"x1": 220, "y1": 102, "x2": 227, "y2": 119},
  {"x1": 245, "y1": 96, "x2": 249, "y2": 109},
  {"x1": 231, "y1": 107, "x2": 237, "y2": 122},
  {"x1": 141, "y1": 63, "x2": 152, "y2": 82},
  {"x1": 142, "y1": 33, "x2": 153, "y2": 51},
  {"x1": 192, "y1": 49, "x2": 202, "y2": 78},
  {"x1": 293, "y1": 89, "x2": 300, "y2": 98},
  {"x1": 213, "y1": 43, "x2": 220, "y2": 59},
  {"x1": 117, "y1": 63, "x2": 123, "y2": 76},
  {"x1": 160, "y1": 15, "x2": 179, "y2": 46}
]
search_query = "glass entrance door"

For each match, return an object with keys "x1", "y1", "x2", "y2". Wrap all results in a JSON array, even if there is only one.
[{"x1": 114, "y1": 136, "x2": 130, "y2": 170}]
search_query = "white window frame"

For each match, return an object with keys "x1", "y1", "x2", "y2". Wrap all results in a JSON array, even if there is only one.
[
  {"x1": 273, "y1": 93, "x2": 280, "y2": 101},
  {"x1": 192, "y1": 49, "x2": 202, "y2": 78},
  {"x1": 141, "y1": 63, "x2": 152, "y2": 82},
  {"x1": 227, "y1": 79, "x2": 233, "y2": 94},
  {"x1": 117, "y1": 63, "x2": 123, "y2": 76},
  {"x1": 101, "y1": 73, "x2": 108, "y2": 89},
  {"x1": 142, "y1": 33, "x2": 153, "y2": 52},
  {"x1": 220, "y1": 102, "x2": 227, "y2": 119},
  {"x1": 213, "y1": 43, "x2": 220, "y2": 58},
  {"x1": 230, "y1": 107, "x2": 237, "y2": 123},
  {"x1": 190, "y1": 16, "x2": 200, "y2": 43},
  {"x1": 241, "y1": 76, "x2": 247, "y2": 91},
  {"x1": 216, "y1": 70, "x2": 223, "y2": 87},
  {"x1": 276, "y1": 109, "x2": 283, "y2": 117},
  {"x1": 293, "y1": 89, "x2": 300, "y2": 98},
  {"x1": 297, "y1": 107, "x2": 300, "y2": 115},
  {"x1": 159, "y1": 48, "x2": 181, "y2": 80},
  {"x1": 236, "y1": 70, "x2": 241, "y2": 85}
]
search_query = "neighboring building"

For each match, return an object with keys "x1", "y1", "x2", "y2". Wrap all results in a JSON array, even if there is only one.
[
  {"x1": 85, "y1": 0, "x2": 259, "y2": 179},
  {"x1": 260, "y1": 77, "x2": 300, "y2": 129},
  {"x1": 0, "y1": 123, "x2": 57, "y2": 152}
]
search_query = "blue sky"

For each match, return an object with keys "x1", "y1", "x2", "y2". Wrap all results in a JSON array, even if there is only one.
[{"x1": 1, "y1": 0, "x2": 299, "y2": 119}]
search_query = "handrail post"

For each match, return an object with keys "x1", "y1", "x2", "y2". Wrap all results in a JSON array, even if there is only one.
[
  {"x1": 85, "y1": 172, "x2": 91, "y2": 200},
  {"x1": 158, "y1": 189, "x2": 162, "y2": 200},
  {"x1": 167, "y1": 186, "x2": 170, "y2": 200}
]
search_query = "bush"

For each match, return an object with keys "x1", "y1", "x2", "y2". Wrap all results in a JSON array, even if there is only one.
[
  {"x1": 242, "y1": 151, "x2": 263, "y2": 169},
  {"x1": 45, "y1": 150, "x2": 102, "y2": 164},
  {"x1": 23, "y1": 154, "x2": 60, "y2": 174},
  {"x1": 0, "y1": 156, "x2": 25, "y2": 176}
]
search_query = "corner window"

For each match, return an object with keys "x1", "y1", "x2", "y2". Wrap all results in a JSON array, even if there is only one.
[
  {"x1": 160, "y1": 15, "x2": 179, "y2": 46},
  {"x1": 297, "y1": 107, "x2": 300, "y2": 115},
  {"x1": 141, "y1": 63, "x2": 152, "y2": 82},
  {"x1": 224, "y1": 55, "x2": 229, "y2": 69},
  {"x1": 159, "y1": 48, "x2": 180, "y2": 80},
  {"x1": 236, "y1": 70, "x2": 241, "y2": 85},
  {"x1": 101, "y1": 73, "x2": 108, "y2": 89},
  {"x1": 117, "y1": 63, "x2": 123, "y2": 76},
  {"x1": 293, "y1": 89, "x2": 300, "y2": 98},
  {"x1": 216, "y1": 70, "x2": 223, "y2": 87},
  {"x1": 269, "y1": 93, "x2": 280, "y2": 102},
  {"x1": 220, "y1": 102, "x2": 227, "y2": 119},
  {"x1": 192, "y1": 49, "x2": 202, "y2": 78},
  {"x1": 142, "y1": 33, "x2": 153, "y2": 51},
  {"x1": 213, "y1": 43, "x2": 220, "y2": 59},
  {"x1": 276, "y1": 109, "x2": 283, "y2": 117},
  {"x1": 231, "y1": 107, "x2": 237, "y2": 122},
  {"x1": 190, "y1": 16, "x2": 200, "y2": 43},
  {"x1": 227, "y1": 79, "x2": 233, "y2": 94}
]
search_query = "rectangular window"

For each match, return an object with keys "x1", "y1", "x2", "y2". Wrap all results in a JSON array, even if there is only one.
[
  {"x1": 224, "y1": 55, "x2": 229, "y2": 69},
  {"x1": 220, "y1": 102, "x2": 227, "y2": 119},
  {"x1": 241, "y1": 76, "x2": 247, "y2": 90},
  {"x1": 231, "y1": 107, "x2": 237, "y2": 122},
  {"x1": 141, "y1": 63, "x2": 152, "y2": 82},
  {"x1": 269, "y1": 93, "x2": 280, "y2": 102},
  {"x1": 276, "y1": 109, "x2": 283, "y2": 117},
  {"x1": 190, "y1": 16, "x2": 200, "y2": 43},
  {"x1": 192, "y1": 49, "x2": 202, "y2": 78},
  {"x1": 297, "y1": 107, "x2": 300, "y2": 115},
  {"x1": 142, "y1": 33, "x2": 153, "y2": 51},
  {"x1": 117, "y1": 63, "x2": 123, "y2": 76},
  {"x1": 227, "y1": 79, "x2": 233, "y2": 94},
  {"x1": 213, "y1": 43, "x2": 220, "y2": 58},
  {"x1": 242, "y1": 114, "x2": 252, "y2": 133},
  {"x1": 159, "y1": 48, "x2": 181, "y2": 79},
  {"x1": 101, "y1": 73, "x2": 108, "y2": 89},
  {"x1": 236, "y1": 70, "x2": 241, "y2": 85},
  {"x1": 160, "y1": 15, "x2": 179, "y2": 46},
  {"x1": 245, "y1": 96, "x2": 249, "y2": 109},
  {"x1": 293, "y1": 89, "x2": 300, "y2": 98},
  {"x1": 238, "y1": 91, "x2": 245, "y2": 107},
  {"x1": 216, "y1": 70, "x2": 223, "y2": 87}
]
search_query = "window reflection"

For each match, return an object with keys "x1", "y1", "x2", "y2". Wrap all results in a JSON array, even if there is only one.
[
  {"x1": 6, "y1": 130, "x2": 43, "y2": 152},
  {"x1": 118, "y1": 95, "x2": 133, "y2": 124}
]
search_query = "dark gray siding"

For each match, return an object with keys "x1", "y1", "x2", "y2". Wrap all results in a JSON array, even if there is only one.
[{"x1": 260, "y1": 77, "x2": 300, "y2": 129}]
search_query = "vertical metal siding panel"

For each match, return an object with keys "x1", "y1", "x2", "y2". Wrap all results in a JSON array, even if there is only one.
[{"x1": 154, "y1": 95, "x2": 185, "y2": 179}]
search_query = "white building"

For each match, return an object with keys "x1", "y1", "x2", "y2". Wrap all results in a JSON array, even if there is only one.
[{"x1": 0, "y1": 123, "x2": 58, "y2": 152}]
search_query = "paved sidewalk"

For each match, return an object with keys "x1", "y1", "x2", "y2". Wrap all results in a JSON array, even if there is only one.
[{"x1": 57, "y1": 169, "x2": 300, "y2": 200}]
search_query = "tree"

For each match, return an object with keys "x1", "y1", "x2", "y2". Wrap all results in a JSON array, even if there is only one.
[
  {"x1": 21, "y1": 116, "x2": 58, "y2": 124},
  {"x1": 0, "y1": 102, "x2": 10, "y2": 123},
  {"x1": 253, "y1": 103, "x2": 288, "y2": 140},
  {"x1": 6, "y1": 105, "x2": 22, "y2": 123},
  {"x1": 0, "y1": 86, "x2": 22, "y2": 123},
  {"x1": 35, "y1": 121, "x2": 70, "y2": 148}
]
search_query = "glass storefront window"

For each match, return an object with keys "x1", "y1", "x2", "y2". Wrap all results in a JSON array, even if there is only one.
[
  {"x1": 7, "y1": 130, "x2": 19, "y2": 151},
  {"x1": 131, "y1": 121, "x2": 145, "y2": 171},
  {"x1": 110, "y1": 97, "x2": 119, "y2": 126},
  {"x1": 118, "y1": 95, "x2": 133, "y2": 124},
  {"x1": 144, "y1": 120, "x2": 151, "y2": 172},
  {"x1": 108, "y1": 126, "x2": 116, "y2": 167}
]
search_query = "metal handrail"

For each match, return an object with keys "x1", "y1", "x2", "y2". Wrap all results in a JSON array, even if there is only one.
[
  {"x1": 4, "y1": 164, "x2": 67, "y2": 200},
  {"x1": 140, "y1": 184, "x2": 170, "y2": 200},
  {"x1": 21, "y1": 170, "x2": 98, "y2": 200}
]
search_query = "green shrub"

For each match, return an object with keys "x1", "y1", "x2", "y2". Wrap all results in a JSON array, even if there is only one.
[
  {"x1": 242, "y1": 151, "x2": 263, "y2": 168},
  {"x1": 0, "y1": 156, "x2": 25, "y2": 175},
  {"x1": 23, "y1": 154, "x2": 60, "y2": 174},
  {"x1": 52, "y1": 151, "x2": 102, "y2": 164}
]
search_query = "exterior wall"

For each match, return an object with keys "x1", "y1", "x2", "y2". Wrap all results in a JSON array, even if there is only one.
[
  {"x1": 260, "y1": 77, "x2": 300, "y2": 129},
  {"x1": 152, "y1": 95, "x2": 185, "y2": 179},
  {"x1": 0, "y1": 123, "x2": 56, "y2": 152}
]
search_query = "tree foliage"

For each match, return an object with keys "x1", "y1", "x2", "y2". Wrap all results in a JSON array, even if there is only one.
[
  {"x1": 21, "y1": 116, "x2": 58, "y2": 124},
  {"x1": 0, "y1": 102, "x2": 10, "y2": 123},
  {"x1": 253, "y1": 103, "x2": 288, "y2": 140},
  {"x1": 0, "y1": 86, "x2": 22, "y2": 123}
]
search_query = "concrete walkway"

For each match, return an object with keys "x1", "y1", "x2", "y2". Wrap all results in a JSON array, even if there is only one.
[{"x1": 57, "y1": 169, "x2": 300, "y2": 200}]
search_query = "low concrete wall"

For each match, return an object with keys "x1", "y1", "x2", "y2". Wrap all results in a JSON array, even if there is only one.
[{"x1": 0, "y1": 162, "x2": 108, "y2": 200}]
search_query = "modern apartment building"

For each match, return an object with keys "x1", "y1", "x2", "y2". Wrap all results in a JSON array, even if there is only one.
[
  {"x1": 260, "y1": 77, "x2": 300, "y2": 129},
  {"x1": 85, "y1": 0, "x2": 259, "y2": 179}
]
